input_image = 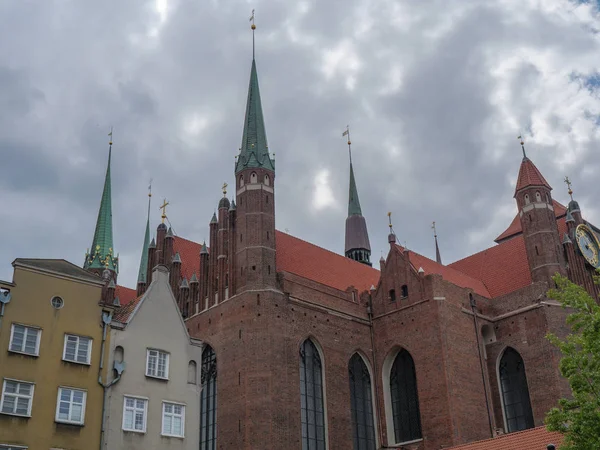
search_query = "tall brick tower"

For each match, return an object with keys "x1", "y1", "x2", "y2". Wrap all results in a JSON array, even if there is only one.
[
  {"x1": 514, "y1": 140, "x2": 565, "y2": 283},
  {"x1": 233, "y1": 44, "x2": 277, "y2": 292}
]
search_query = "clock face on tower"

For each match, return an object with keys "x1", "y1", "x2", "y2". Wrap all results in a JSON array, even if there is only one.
[{"x1": 575, "y1": 224, "x2": 600, "y2": 269}]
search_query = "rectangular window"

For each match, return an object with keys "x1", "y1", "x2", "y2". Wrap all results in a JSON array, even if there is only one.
[
  {"x1": 122, "y1": 396, "x2": 148, "y2": 433},
  {"x1": 55, "y1": 387, "x2": 87, "y2": 425},
  {"x1": 63, "y1": 334, "x2": 92, "y2": 365},
  {"x1": 146, "y1": 349, "x2": 169, "y2": 379},
  {"x1": 162, "y1": 402, "x2": 185, "y2": 437},
  {"x1": 0, "y1": 379, "x2": 34, "y2": 417},
  {"x1": 9, "y1": 324, "x2": 40, "y2": 356}
]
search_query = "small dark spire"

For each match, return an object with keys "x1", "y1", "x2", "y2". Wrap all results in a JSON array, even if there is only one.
[
  {"x1": 149, "y1": 237, "x2": 156, "y2": 249},
  {"x1": 180, "y1": 277, "x2": 189, "y2": 289},
  {"x1": 166, "y1": 227, "x2": 174, "y2": 238},
  {"x1": 229, "y1": 199, "x2": 237, "y2": 211},
  {"x1": 190, "y1": 272, "x2": 199, "y2": 283},
  {"x1": 172, "y1": 252, "x2": 181, "y2": 264},
  {"x1": 562, "y1": 233, "x2": 572, "y2": 244},
  {"x1": 432, "y1": 221, "x2": 442, "y2": 265},
  {"x1": 566, "y1": 209, "x2": 575, "y2": 223},
  {"x1": 200, "y1": 241, "x2": 209, "y2": 254},
  {"x1": 210, "y1": 212, "x2": 218, "y2": 224}
]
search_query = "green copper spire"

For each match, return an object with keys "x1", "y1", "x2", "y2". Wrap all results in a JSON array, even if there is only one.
[
  {"x1": 137, "y1": 188, "x2": 152, "y2": 284},
  {"x1": 348, "y1": 163, "x2": 362, "y2": 216},
  {"x1": 84, "y1": 138, "x2": 118, "y2": 273},
  {"x1": 235, "y1": 58, "x2": 275, "y2": 174}
]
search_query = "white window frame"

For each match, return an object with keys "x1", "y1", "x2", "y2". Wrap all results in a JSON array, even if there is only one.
[
  {"x1": 55, "y1": 387, "x2": 87, "y2": 425},
  {"x1": 0, "y1": 378, "x2": 35, "y2": 417},
  {"x1": 161, "y1": 401, "x2": 185, "y2": 438},
  {"x1": 146, "y1": 349, "x2": 170, "y2": 380},
  {"x1": 8, "y1": 323, "x2": 41, "y2": 356},
  {"x1": 62, "y1": 334, "x2": 92, "y2": 365},
  {"x1": 122, "y1": 395, "x2": 148, "y2": 433},
  {"x1": 0, "y1": 445, "x2": 29, "y2": 449}
]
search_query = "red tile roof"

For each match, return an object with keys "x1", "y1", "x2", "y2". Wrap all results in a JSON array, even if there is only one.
[
  {"x1": 398, "y1": 245, "x2": 491, "y2": 298},
  {"x1": 451, "y1": 216, "x2": 567, "y2": 299},
  {"x1": 173, "y1": 236, "x2": 202, "y2": 280},
  {"x1": 495, "y1": 200, "x2": 567, "y2": 243},
  {"x1": 114, "y1": 285, "x2": 141, "y2": 323},
  {"x1": 515, "y1": 157, "x2": 552, "y2": 194},
  {"x1": 447, "y1": 426, "x2": 563, "y2": 450},
  {"x1": 276, "y1": 231, "x2": 380, "y2": 293}
]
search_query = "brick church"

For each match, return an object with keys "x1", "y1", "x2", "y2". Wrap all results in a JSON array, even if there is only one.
[{"x1": 83, "y1": 29, "x2": 600, "y2": 450}]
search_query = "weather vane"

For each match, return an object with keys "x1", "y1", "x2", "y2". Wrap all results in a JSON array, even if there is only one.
[
  {"x1": 249, "y1": 9, "x2": 256, "y2": 58},
  {"x1": 564, "y1": 176, "x2": 573, "y2": 200},
  {"x1": 222, "y1": 182, "x2": 228, "y2": 197},
  {"x1": 342, "y1": 125, "x2": 352, "y2": 164},
  {"x1": 517, "y1": 134, "x2": 526, "y2": 158}
]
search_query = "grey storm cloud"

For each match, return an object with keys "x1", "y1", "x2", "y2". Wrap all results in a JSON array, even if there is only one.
[{"x1": 1, "y1": 0, "x2": 599, "y2": 288}]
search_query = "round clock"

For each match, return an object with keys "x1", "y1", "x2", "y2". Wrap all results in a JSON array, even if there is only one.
[{"x1": 575, "y1": 224, "x2": 600, "y2": 269}]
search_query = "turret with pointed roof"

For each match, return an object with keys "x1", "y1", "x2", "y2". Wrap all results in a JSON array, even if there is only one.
[{"x1": 84, "y1": 140, "x2": 118, "y2": 278}]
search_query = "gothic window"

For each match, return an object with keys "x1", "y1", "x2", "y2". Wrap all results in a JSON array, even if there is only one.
[
  {"x1": 300, "y1": 339, "x2": 326, "y2": 450},
  {"x1": 264, "y1": 174, "x2": 270, "y2": 186},
  {"x1": 200, "y1": 345, "x2": 217, "y2": 450},
  {"x1": 239, "y1": 175, "x2": 244, "y2": 187},
  {"x1": 499, "y1": 348, "x2": 534, "y2": 433},
  {"x1": 389, "y1": 289, "x2": 396, "y2": 302},
  {"x1": 250, "y1": 172, "x2": 258, "y2": 183},
  {"x1": 349, "y1": 354, "x2": 376, "y2": 450},
  {"x1": 400, "y1": 285, "x2": 408, "y2": 298},
  {"x1": 535, "y1": 191, "x2": 541, "y2": 202},
  {"x1": 390, "y1": 349, "x2": 422, "y2": 443},
  {"x1": 524, "y1": 194, "x2": 530, "y2": 205}
]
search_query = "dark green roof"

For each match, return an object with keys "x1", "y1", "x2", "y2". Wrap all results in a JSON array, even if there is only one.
[
  {"x1": 348, "y1": 163, "x2": 363, "y2": 217},
  {"x1": 235, "y1": 58, "x2": 274, "y2": 174},
  {"x1": 137, "y1": 204, "x2": 151, "y2": 284},
  {"x1": 84, "y1": 146, "x2": 118, "y2": 273}
]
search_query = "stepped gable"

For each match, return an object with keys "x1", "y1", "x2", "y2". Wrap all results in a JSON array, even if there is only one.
[
  {"x1": 452, "y1": 217, "x2": 568, "y2": 298},
  {"x1": 495, "y1": 200, "x2": 567, "y2": 243},
  {"x1": 395, "y1": 245, "x2": 491, "y2": 298},
  {"x1": 447, "y1": 426, "x2": 563, "y2": 450}
]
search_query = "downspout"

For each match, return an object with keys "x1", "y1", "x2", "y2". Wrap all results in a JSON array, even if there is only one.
[
  {"x1": 470, "y1": 294, "x2": 494, "y2": 437},
  {"x1": 98, "y1": 311, "x2": 125, "y2": 450},
  {"x1": 367, "y1": 292, "x2": 385, "y2": 448}
]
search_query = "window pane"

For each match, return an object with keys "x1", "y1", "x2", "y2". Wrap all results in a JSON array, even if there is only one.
[
  {"x1": 390, "y1": 349, "x2": 422, "y2": 443},
  {"x1": 124, "y1": 409, "x2": 133, "y2": 429},
  {"x1": 11, "y1": 325, "x2": 25, "y2": 351},
  {"x1": 77, "y1": 339, "x2": 89, "y2": 362},
  {"x1": 200, "y1": 345, "x2": 217, "y2": 450},
  {"x1": 300, "y1": 340, "x2": 326, "y2": 450},
  {"x1": 349, "y1": 354, "x2": 376, "y2": 450},
  {"x1": 499, "y1": 348, "x2": 534, "y2": 433},
  {"x1": 2, "y1": 396, "x2": 15, "y2": 413},
  {"x1": 4, "y1": 381, "x2": 17, "y2": 394},
  {"x1": 24, "y1": 329, "x2": 38, "y2": 354}
]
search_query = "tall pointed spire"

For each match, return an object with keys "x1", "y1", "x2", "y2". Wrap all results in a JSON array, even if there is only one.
[
  {"x1": 432, "y1": 221, "x2": 442, "y2": 265},
  {"x1": 84, "y1": 130, "x2": 118, "y2": 275},
  {"x1": 343, "y1": 127, "x2": 371, "y2": 266},
  {"x1": 235, "y1": 16, "x2": 274, "y2": 174},
  {"x1": 137, "y1": 183, "x2": 152, "y2": 285}
]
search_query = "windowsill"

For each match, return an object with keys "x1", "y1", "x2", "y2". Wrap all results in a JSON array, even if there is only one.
[
  {"x1": 145, "y1": 374, "x2": 169, "y2": 381},
  {"x1": 55, "y1": 419, "x2": 84, "y2": 426},
  {"x1": 0, "y1": 411, "x2": 31, "y2": 418},
  {"x1": 123, "y1": 428, "x2": 146, "y2": 434},
  {"x1": 8, "y1": 349, "x2": 39, "y2": 358},
  {"x1": 388, "y1": 438, "x2": 424, "y2": 447},
  {"x1": 160, "y1": 433, "x2": 184, "y2": 439},
  {"x1": 62, "y1": 359, "x2": 91, "y2": 366}
]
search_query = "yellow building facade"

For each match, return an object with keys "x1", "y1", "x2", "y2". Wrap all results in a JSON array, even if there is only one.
[{"x1": 0, "y1": 258, "x2": 113, "y2": 450}]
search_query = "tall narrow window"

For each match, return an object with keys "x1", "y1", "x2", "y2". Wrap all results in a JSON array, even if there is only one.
[
  {"x1": 200, "y1": 345, "x2": 217, "y2": 450},
  {"x1": 300, "y1": 339, "x2": 326, "y2": 450},
  {"x1": 499, "y1": 348, "x2": 534, "y2": 433},
  {"x1": 349, "y1": 354, "x2": 376, "y2": 450},
  {"x1": 390, "y1": 349, "x2": 422, "y2": 443}
]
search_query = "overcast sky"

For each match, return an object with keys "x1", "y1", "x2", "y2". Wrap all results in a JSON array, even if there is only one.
[{"x1": 1, "y1": 0, "x2": 599, "y2": 288}]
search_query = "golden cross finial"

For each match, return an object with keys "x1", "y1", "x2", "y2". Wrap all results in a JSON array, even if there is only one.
[
  {"x1": 108, "y1": 126, "x2": 113, "y2": 146},
  {"x1": 148, "y1": 179, "x2": 153, "y2": 198},
  {"x1": 159, "y1": 198, "x2": 169, "y2": 223},
  {"x1": 432, "y1": 221, "x2": 437, "y2": 237},
  {"x1": 387, "y1": 211, "x2": 393, "y2": 229},
  {"x1": 342, "y1": 125, "x2": 352, "y2": 164},
  {"x1": 249, "y1": 9, "x2": 256, "y2": 58},
  {"x1": 517, "y1": 134, "x2": 526, "y2": 158},
  {"x1": 222, "y1": 182, "x2": 228, "y2": 197},
  {"x1": 564, "y1": 176, "x2": 574, "y2": 200}
]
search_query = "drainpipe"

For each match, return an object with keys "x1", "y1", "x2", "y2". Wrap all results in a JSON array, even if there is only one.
[
  {"x1": 470, "y1": 294, "x2": 494, "y2": 437},
  {"x1": 367, "y1": 290, "x2": 385, "y2": 448},
  {"x1": 98, "y1": 311, "x2": 125, "y2": 450}
]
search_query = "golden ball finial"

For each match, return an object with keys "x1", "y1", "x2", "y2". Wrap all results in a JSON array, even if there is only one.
[{"x1": 251, "y1": 24, "x2": 256, "y2": 30}]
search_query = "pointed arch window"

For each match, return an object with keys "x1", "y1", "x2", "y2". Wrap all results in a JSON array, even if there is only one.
[
  {"x1": 390, "y1": 349, "x2": 422, "y2": 443},
  {"x1": 499, "y1": 348, "x2": 534, "y2": 433},
  {"x1": 300, "y1": 339, "x2": 326, "y2": 450},
  {"x1": 200, "y1": 345, "x2": 217, "y2": 450},
  {"x1": 349, "y1": 354, "x2": 376, "y2": 450}
]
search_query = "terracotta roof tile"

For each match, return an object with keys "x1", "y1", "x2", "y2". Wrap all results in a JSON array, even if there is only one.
[
  {"x1": 447, "y1": 426, "x2": 563, "y2": 450},
  {"x1": 276, "y1": 231, "x2": 380, "y2": 293},
  {"x1": 113, "y1": 285, "x2": 140, "y2": 323},
  {"x1": 515, "y1": 157, "x2": 552, "y2": 195},
  {"x1": 398, "y1": 246, "x2": 491, "y2": 298},
  {"x1": 495, "y1": 200, "x2": 567, "y2": 243},
  {"x1": 173, "y1": 236, "x2": 201, "y2": 280},
  {"x1": 452, "y1": 216, "x2": 567, "y2": 298}
]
